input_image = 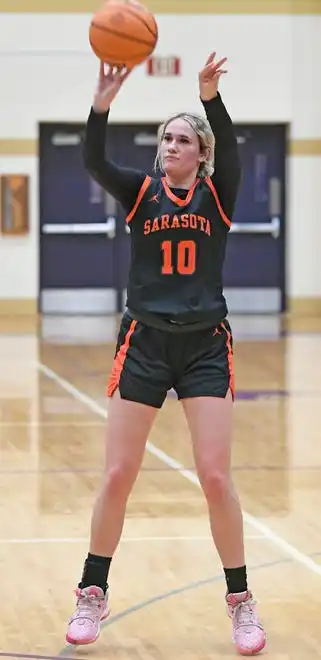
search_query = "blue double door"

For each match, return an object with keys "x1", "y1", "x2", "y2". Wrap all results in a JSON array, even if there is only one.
[{"x1": 39, "y1": 120, "x2": 286, "y2": 314}]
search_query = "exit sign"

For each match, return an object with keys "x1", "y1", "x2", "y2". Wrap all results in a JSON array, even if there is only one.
[{"x1": 147, "y1": 56, "x2": 181, "y2": 77}]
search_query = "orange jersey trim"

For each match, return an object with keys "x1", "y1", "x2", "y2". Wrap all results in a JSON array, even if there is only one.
[
  {"x1": 107, "y1": 320, "x2": 137, "y2": 397},
  {"x1": 126, "y1": 176, "x2": 151, "y2": 225},
  {"x1": 205, "y1": 178, "x2": 232, "y2": 229},
  {"x1": 161, "y1": 177, "x2": 200, "y2": 207}
]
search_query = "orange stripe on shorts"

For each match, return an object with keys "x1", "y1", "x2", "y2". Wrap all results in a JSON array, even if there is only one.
[
  {"x1": 107, "y1": 320, "x2": 137, "y2": 397},
  {"x1": 221, "y1": 321, "x2": 235, "y2": 401}
]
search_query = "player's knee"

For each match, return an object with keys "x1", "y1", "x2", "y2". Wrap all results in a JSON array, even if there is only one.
[
  {"x1": 200, "y1": 468, "x2": 231, "y2": 503},
  {"x1": 102, "y1": 464, "x2": 136, "y2": 501}
]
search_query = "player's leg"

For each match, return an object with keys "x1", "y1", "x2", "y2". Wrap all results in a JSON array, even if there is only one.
[
  {"x1": 176, "y1": 321, "x2": 266, "y2": 655},
  {"x1": 66, "y1": 391, "x2": 157, "y2": 646},
  {"x1": 88, "y1": 390, "x2": 157, "y2": 561},
  {"x1": 66, "y1": 315, "x2": 170, "y2": 646}
]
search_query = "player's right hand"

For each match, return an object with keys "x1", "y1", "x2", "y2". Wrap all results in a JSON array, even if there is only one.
[{"x1": 93, "y1": 62, "x2": 131, "y2": 113}]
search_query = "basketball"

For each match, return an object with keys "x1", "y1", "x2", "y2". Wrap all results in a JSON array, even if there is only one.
[{"x1": 89, "y1": 1, "x2": 158, "y2": 68}]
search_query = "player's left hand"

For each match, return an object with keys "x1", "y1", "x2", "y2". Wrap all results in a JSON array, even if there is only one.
[{"x1": 199, "y1": 52, "x2": 228, "y2": 101}]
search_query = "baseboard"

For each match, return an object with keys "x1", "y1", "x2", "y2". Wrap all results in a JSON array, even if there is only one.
[
  {"x1": 0, "y1": 296, "x2": 320, "y2": 318},
  {"x1": 287, "y1": 297, "x2": 321, "y2": 316},
  {"x1": 0, "y1": 298, "x2": 37, "y2": 315}
]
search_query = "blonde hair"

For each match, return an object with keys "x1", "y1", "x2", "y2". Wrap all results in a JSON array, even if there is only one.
[{"x1": 154, "y1": 112, "x2": 215, "y2": 178}]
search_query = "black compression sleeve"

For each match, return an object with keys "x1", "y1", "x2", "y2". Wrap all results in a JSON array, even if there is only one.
[
  {"x1": 201, "y1": 93, "x2": 241, "y2": 221},
  {"x1": 83, "y1": 107, "x2": 147, "y2": 213}
]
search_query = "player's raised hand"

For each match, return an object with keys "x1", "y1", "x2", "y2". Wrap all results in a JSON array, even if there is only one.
[
  {"x1": 199, "y1": 52, "x2": 228, "y2": 101},
  {"x1": 93, "y1": 62, "x2": 132, "y2": 113}
]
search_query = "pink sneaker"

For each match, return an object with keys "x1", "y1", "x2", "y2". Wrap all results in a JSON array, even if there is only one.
[
  {"x1": 66, "y1": 586, "x2": 110, "y2": 645},
  {"x1": 226, "y1": 590, "x2": 266, "y2": 655}
]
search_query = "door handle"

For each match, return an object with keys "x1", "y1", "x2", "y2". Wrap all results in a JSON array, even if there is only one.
[
  {"x1": 230, "y1": 217, "x2": 280, "y2": 239},
  {"x1": 105, "y1": 217, "x2": 116, "y2": 239},
  {"x1": 42, "y1": 217, "x2": 116, "y2": 239}
]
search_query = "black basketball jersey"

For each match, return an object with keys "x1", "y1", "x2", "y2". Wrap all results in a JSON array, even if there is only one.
[{"x1": 124, "y1": 174, "x2": 232, "y2": 331}]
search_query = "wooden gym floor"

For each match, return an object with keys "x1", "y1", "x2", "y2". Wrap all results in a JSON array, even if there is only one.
[{"x1": 0, "y1": 312, "x2": 321, "y2": 659}]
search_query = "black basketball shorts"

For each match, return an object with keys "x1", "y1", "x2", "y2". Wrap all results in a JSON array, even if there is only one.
[{"x1": 107, "y1": 312, "x2": 235, "y2": 409}]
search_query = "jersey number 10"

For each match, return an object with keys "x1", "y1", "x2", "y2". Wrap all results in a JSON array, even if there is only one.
[{"x1": 161, "y1": 240, "x2": 196, "y2": 276}]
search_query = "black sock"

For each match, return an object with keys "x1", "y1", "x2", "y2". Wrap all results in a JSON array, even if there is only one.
[
  {"x1": 224, "y1": 565, "x2": 248, "y2": 594},
  {"x1": 78, "y1": 553, "x2": 112, "y2": 594}
]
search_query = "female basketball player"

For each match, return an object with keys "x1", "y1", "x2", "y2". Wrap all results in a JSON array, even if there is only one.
[{"x1": 66, "y1": 53, "x2": 266, "y2": 655}]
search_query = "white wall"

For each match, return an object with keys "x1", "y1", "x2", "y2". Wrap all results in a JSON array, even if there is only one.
[
  {"x1": 288, "y1": 157, "x2": 321, "y2": 298},
  {"x1": 0, "y1": 12, "x2": 320, "y2": 302},
  {"x1": 0, "y1": 14, "x2": 293, "y2": 131},
  {"x1": 288, "y1": 15, "x2": 321, "y2": 299}
]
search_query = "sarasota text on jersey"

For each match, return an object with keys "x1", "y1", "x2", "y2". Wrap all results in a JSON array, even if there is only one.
[{"x1": 143, "y1": 213, "x2": 212, "y2": 236}]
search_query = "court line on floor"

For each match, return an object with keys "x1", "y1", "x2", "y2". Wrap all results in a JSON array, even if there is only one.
[
  {"x1": 0, "y1": 655, "x2": 71, "y2": 660},
  {"x1": 2, "y1": 465, "x2": 321, "y2": 474},
  {"x1": 0, "y1": 421, "x2": 105, "y2": 427},
  {"x1": 0, "y1": 534, "x2": 264, "y2": 544},
  {"x1": 38, "y1": 362, "x2": 321, "y2": 578},
  {"x1": 0, "y1": 655, "x2": 70, "y2": 660}
]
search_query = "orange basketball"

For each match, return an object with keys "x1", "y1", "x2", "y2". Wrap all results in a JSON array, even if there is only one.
[{"x1": 89, "y1": 1, "x2": 158, "y2": 68}]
